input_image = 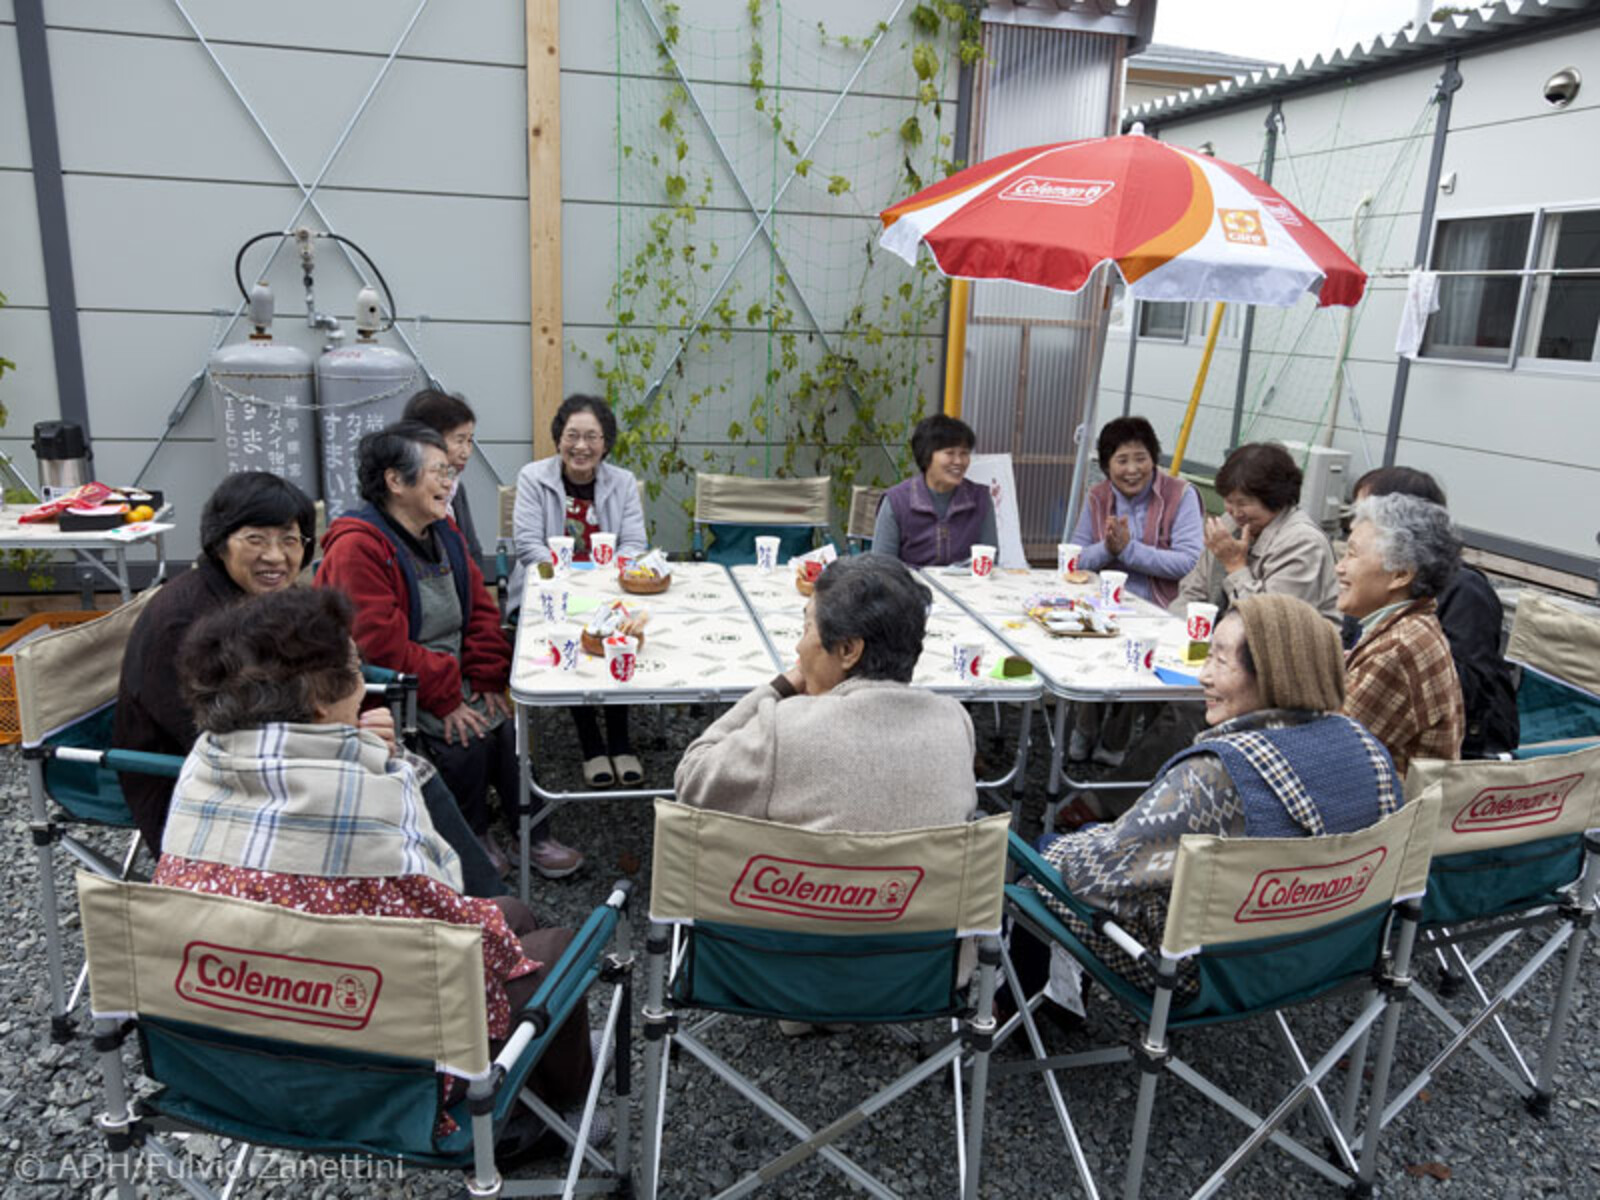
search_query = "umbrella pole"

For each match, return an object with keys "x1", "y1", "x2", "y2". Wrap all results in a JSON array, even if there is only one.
[
  {"x1": 943, "y1": 279, "x2": 971, "y2": 418},
  {"x1": 1169, "y1": 301, "x2": 1227, "y2": 476}
]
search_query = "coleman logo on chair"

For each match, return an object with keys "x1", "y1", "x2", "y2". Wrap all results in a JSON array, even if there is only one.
[
  {"x1": 175, "y1": 941, "x2": 383, "y2": 1031},
  {"x1": 729, "y1": 856, "x2": 924, "y2": 922},
  {"x1": 1234, "y1": 848, "x2": 1387, "y2": 924},
  {"x1": 1451, "y1": 773, "x2": 1583, "y2": 834},
  {"x1": 996, "y1": 176, "x2": 1115, "y2": 207}
]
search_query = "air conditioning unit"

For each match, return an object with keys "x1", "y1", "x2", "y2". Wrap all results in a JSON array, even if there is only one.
[{"x1": 1279, "y1": 441, "x2": 1353, "y2": 534}]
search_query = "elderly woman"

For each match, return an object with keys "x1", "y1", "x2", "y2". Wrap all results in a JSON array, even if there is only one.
[
  {"x1": 1173, "y1": 442, "x2": 1339, "y2": 622},
  {"x1": 510, "y1": 394, "x2": 648, "y2": 788},
  {"x1": 1028, "y1": 595, "x2": 1399, "y2": 1009},
  {"x1": 318, "y1": 422, "x2": 583, "y2": 880},
  {"x1": 1338, "y1": 492, "x2": 1465, "y2": 776},
  {"x1": 154, "y1": 588, "x2": 591, "y2": 1148},
  {"x1": 1067, "y1": 416, "x2": 1204, "y2": 769},
  {"x1": 873, "y1": 414, "x2": 998, "y2": 567},
  {"x1": 1346, "y1": 467, "x2": 1517, "y2": 758},
  {"x1": 403, "y1": 387, "x2": 483, "y2": 561},
  {"x1": 676, "y1": 555, "x2": 976, "y2": 831}
]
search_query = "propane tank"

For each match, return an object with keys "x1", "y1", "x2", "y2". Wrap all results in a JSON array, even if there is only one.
[
  {"x1": 314, "y1": 288, "x2": 419, "y2": 520},
  {"x1": 208, "y1": 283, "x2": 317, "y2": 495}
]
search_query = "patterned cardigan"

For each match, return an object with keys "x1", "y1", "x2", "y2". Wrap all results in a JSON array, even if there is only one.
[
  {"x1": 1037, "y1": 708, "x2": 1397, "y2": 1001},
  {"x1": 1344, "y1": 597, "x2": 1464, "y2": 777}
]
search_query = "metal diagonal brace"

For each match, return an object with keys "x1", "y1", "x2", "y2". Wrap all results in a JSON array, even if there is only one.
[
  {"x1": 136, "y1": 0, "x2": 438, "y2": 483},
  {"x1": 635, "y1": 0, "x2": 911, "y2": 453},
  {"x1": 632, "y1": 0, "x2": 909, "y2": 470}
]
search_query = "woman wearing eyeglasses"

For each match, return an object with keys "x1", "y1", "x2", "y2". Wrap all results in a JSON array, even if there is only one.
[
  {"x1": 509, "y1": 394, "x2": 648, "y2": 788},
  {"x1": 116, "y1": 471, "x2": 318, "y2": 853},
  {"x1": 318, "y1": 421, "x2": 584, "y2": 880}
]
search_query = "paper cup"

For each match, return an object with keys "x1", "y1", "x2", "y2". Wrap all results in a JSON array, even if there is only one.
[
  {"x1": 1185, "y1": 602, "x2": 1219, "y2": 643},
  {"x1": 548, "y1": 536, "x2": 576, "y2": 576},
  {"x1": 1057, "y1": 542, "x2": 1082, "y2": 577},
  {"x1": 970, "y1": 543, "x2": 996, "y2": 579},
  {"x1": 1100, "y1": 570, "x2": 1128, "y2": 607},
  {"x1": 590, "y1": 532, "x2": 617, "y2": 567},
  {"x1": 1124, "y1": 635, "x2": 1159, "y2": 675},
  {"x1": 953, "y1": 641, "x2": 985, "y2": 683},
  {"x1": 605, "y1": 633, "x2": 638, "y2": 683},
  {"x1": 558, "y1": 637, "x2": 579, "y2": 671},
  {"x1": 754, "y1": 535, "x2": 781, "y2": 571},
  {"x1": 537, "y1": 586, "x2": 568, "y2": 625}
]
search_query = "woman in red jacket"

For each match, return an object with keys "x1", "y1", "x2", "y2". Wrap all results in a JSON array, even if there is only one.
[{"x1": 317, "y1": 421, "x2": 583, "y2": 880}]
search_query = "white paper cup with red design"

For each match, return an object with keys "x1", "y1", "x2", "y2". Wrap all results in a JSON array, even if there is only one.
[
  {"x1": 547, "y1": 636, "x2": 580, "y2": 671},
  {"x1": 590, "y1": 531, "x2": 617, "y2": 567},
  {"x1": 953, "y1": 641, "x2": 986, "y2": 684},
  {"x1": 548, "y1": 536, "x2": 576, "y2": 577},
  {"x1": 969, "y1": 543, "x2": 996, "y2": 580},
  {"x1": 1124, "y1": 634, "x2": 1159, "y2": 675},
  {"x1": 1185, "y1": 602, "x2": 1219, "y2": 643},
  {"x1": 1057, "y1": 542, "x2": 1082, "y2": 578},
  {"x1": 605, "y1": 634, "x2": 638, "y2": 683},
  {"x1": 1100, "y1": 569, "x2": 1128, "y2": 607},
  {"x1": 754, "y1": 535, "x2": 781, "y2": 571}
]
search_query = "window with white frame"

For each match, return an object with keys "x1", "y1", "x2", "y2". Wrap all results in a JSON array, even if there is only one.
[
  {"x1": 1521, "y1": 209, "x2": 1600, "y2": 363},
  {"x1": 1138, "y1": 299, "x2": 1189, "y2": 340},
  {"x1": 1420, "y1": 208, "x2": 1600, "y2": 367}
]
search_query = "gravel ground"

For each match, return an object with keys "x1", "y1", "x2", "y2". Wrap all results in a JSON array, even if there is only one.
[{"x1": 3, "y1": 702, "x2": 1599, "y2": 1199}]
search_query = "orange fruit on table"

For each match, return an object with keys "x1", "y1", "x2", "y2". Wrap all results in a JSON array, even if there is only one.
[{"x1": 127, "y1": 504, "x2": 155, "y2": 523}]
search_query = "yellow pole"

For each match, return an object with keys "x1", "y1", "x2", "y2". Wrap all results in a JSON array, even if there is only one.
[
  {"x1": 1169, "y1": 301, "x2": 1226, "y2": 476},
  {"x1": 943, "y1": 278, "x2": 970, "y2": 418}
]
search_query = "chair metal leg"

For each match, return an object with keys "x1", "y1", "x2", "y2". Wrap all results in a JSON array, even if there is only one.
[
  {"x1": 1357, "y1": 909, "x2": 1419, "y2": 1191},
  {"x1": 961, "y1": 938, "x2": 1001, "y2": 1200},
  {"x1": 1531, "y1": 846, "x2": 1600, "y2": 1111},
  {"x1": 91, "y1": 1017, "x2": 139, "y2": 1200},
  {"x1": 638, "y1": 924, "x2": 672, "y2": 1200}
]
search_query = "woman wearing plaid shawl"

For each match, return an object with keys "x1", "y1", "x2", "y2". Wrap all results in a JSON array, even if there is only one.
[
  {"x1": 154, "y1": 588, "x2": 593, "y2": 1142},
  {"x1": 1022, "y1": 595, "x2": 1400, "y2": 1012}
]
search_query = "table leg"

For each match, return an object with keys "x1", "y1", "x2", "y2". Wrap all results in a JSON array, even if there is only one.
[
  {"x1": 517, "y1": 701, "x2": 532, "y2": 904},
  {"x1": 1044, "y1": 698, "x2": 1069, "y2": 831},
  {"x1": 113, "y1": 547, "x2": 130, "y2": 603}
]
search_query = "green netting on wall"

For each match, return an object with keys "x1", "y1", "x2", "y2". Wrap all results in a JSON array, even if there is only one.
[
  {"x1": 587, "y1": 0, "x2": 977, "y2": 534},
  {"x1": 1174, "y1": 90, "x2": 1437, "y2": 476}
]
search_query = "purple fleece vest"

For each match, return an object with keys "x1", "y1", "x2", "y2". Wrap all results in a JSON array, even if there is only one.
[{"x1": 886, "y1": 476, "x2": 988, "y2": 567}]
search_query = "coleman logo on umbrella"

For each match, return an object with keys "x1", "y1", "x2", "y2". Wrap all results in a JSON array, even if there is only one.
[
  {"x1": 1219, "y1": 208, "x2": 1268, "y2": 246},
  {"x1": 1260, "y1": 195, "x2": 1302, "y2": 227},
  {"x1": 997, "y1": 176, "x2": 1115, "y2": 207}
]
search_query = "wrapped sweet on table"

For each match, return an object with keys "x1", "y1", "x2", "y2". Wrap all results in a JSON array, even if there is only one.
[{"x1": 581, "y1": 598, "x2": 649, "y2": 658}]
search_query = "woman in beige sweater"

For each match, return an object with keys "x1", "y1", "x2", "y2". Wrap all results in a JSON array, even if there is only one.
[{"x1": 674, "y1": 555, "x2": 977, "y2": 832}]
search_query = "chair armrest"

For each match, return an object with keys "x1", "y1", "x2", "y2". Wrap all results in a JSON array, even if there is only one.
[{"x1": 1007, "y1": 830, "x2": 1144, "y2": 951}]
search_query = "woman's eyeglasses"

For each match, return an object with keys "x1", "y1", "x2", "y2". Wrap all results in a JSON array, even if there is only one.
[
  {"x1": 560, "y1": 431, "x2": 605, "y2": 447},
  {"x1": 231, "y1": 532, "x2": 313, "y2": 555}
]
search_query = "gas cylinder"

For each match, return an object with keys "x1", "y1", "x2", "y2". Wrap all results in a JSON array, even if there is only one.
[
  {"x1": 314, "y1": 331, "x2": 419, "y2": 520},
  {"x1": 208, "y1": 285, "x2": 317, "y2": 495}
]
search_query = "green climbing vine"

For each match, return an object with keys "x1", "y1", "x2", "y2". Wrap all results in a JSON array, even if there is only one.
[
  {"x1": 0, "y1": 290, "x2": 55, "y2": 593},
  {"x1": 578, "y1": 0, "x2": 984, "y2": 533}
]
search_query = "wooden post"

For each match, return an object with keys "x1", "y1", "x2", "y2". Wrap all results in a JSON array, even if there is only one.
[{"x1": 526, "y1": 0, "x2": 562, "y2": 458}]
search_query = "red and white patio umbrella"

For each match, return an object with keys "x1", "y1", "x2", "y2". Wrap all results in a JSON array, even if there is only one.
[{"x1": 880, "y1": 130, "x2": 1367, "y2": 308}]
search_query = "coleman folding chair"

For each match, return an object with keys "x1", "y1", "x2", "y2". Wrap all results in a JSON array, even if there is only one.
[
  {"x1": 1000, "y1": 792, "x2": 1438, "y2": 1199},
  {"x1": 1505, "y1": 590, "x2": 1600, "y2": 753},
  {"x1": 690, "y1": 472, "x2": 831, "y2": 564},
  {"x1": 80, "y1": 871, "x2": 634, "y2": 1198},
  {"x1": 846, "y1": 484, "x2": 886, "y2": 554},
  {"x1": 638, "y1": 800, "x2": 1010, "y2": 1199},
  {"x1": 15, "y1": 587, "x2": 416, "y2": 1041},
  {"x1": 1370, "y1": 745, "x2": 1600, "y2": 1136}
]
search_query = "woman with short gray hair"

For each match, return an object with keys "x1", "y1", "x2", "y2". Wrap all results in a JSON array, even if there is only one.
[
  {"x1": 1337, "y1": 492, "x2": 1465, "y2": 774},
  {"x1": 675, "y1": 555, "x2": 977, "y2": 833}
]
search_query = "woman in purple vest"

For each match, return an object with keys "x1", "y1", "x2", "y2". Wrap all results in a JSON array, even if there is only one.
[
  {"x1": 1066, "y1": 417, "x2": 1204, "y2": 771},
  {"x1": 872, "y1": 414, "x2": 998, "y2": 567}
]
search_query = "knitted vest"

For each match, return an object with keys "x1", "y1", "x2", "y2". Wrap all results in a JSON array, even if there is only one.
[
  {"x1": 348, "y1": 505, "x2": 473, "y2": 641},
  {"x1": 885, "y1": 475, "x2": 988, "y2": 567},
  {"x1": 1163, "y1": 714, "x2": 1397, "y2": 838},
  {"x1": 1085, "y1": 473, "x2": 1193, "y2": 609}
]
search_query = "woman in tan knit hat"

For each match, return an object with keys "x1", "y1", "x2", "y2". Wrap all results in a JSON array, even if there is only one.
[{"x1": 1022, "y1": 593, "x2": 1401, "y2": 1013}]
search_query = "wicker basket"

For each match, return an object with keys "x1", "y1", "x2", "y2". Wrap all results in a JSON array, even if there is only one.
[
  {"x1": 619, "y1": 573, "x2": 670, "y2": 595},
  {"x1": 0, "y1": 610, "x2": 110, "y2": 744}
]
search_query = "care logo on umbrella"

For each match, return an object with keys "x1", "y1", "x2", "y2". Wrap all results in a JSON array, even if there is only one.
[
  {"x1": 1218, "y1": 208, "x2": 1268, "y2": 246},
  {"x1": 997, "y1": 176, "x2": 1115, "y2": 207}
]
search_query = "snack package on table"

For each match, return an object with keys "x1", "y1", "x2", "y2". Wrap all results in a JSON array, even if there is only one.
[
  {"x1": 620, "y1": 547, "x2": 673, "y2": 593},
  {"x1": 790, "y1": 544, "x2": 838, "y2": 594},
  {"x1": 582, "y1": 598, "x2": 649, "y2": 655},
  {"x1": 19, "y1": 481, "x2": 114, "y2": 523}
]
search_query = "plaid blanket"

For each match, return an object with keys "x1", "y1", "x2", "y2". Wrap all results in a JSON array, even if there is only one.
[{"x1": 164, "y1": 723, "x2": 463, "y2": 892}]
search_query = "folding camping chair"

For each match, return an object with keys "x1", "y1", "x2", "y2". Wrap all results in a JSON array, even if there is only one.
[
  {"x1": 1000, "y1": 793, "x2": 1438, "y2": 1199},
  {"x1": 846, "y1": 484, "x2": 886, "y2": 554},
  {"x1": 1505, "y1": 590, "x2": 1600, "y2": 751},
  {"x1": 15, "y1": 588, "x2": 417, "y2": 1041},
  {"x1": 1370, "y1": 745, "x2": 1600, "y2": 1135},
  {"x1": 690, "y1": 472, "x2": 831, "y2": 563},
  {"x1": 637, "y1": 800, "x2": 1010, "y2": 1199},
  {"x1": 80, "y1": 871, "x2": 634, "y2": 1198}
]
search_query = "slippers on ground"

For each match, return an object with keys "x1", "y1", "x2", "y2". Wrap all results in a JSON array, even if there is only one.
[
  {"x1": 1053, "y1": 796, "x2": 1102, "y2": 833},
  {"x1": 612, "y1": 753, "x2": 644, "y2": 786},
  {"x1": 582, "y1": 755, "x2": 615, "y2": 788}
]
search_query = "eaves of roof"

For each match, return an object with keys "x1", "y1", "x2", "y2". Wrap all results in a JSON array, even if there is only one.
[{"x1": 1123, "y1": 0, "x2": 1600, "y2": 130}]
